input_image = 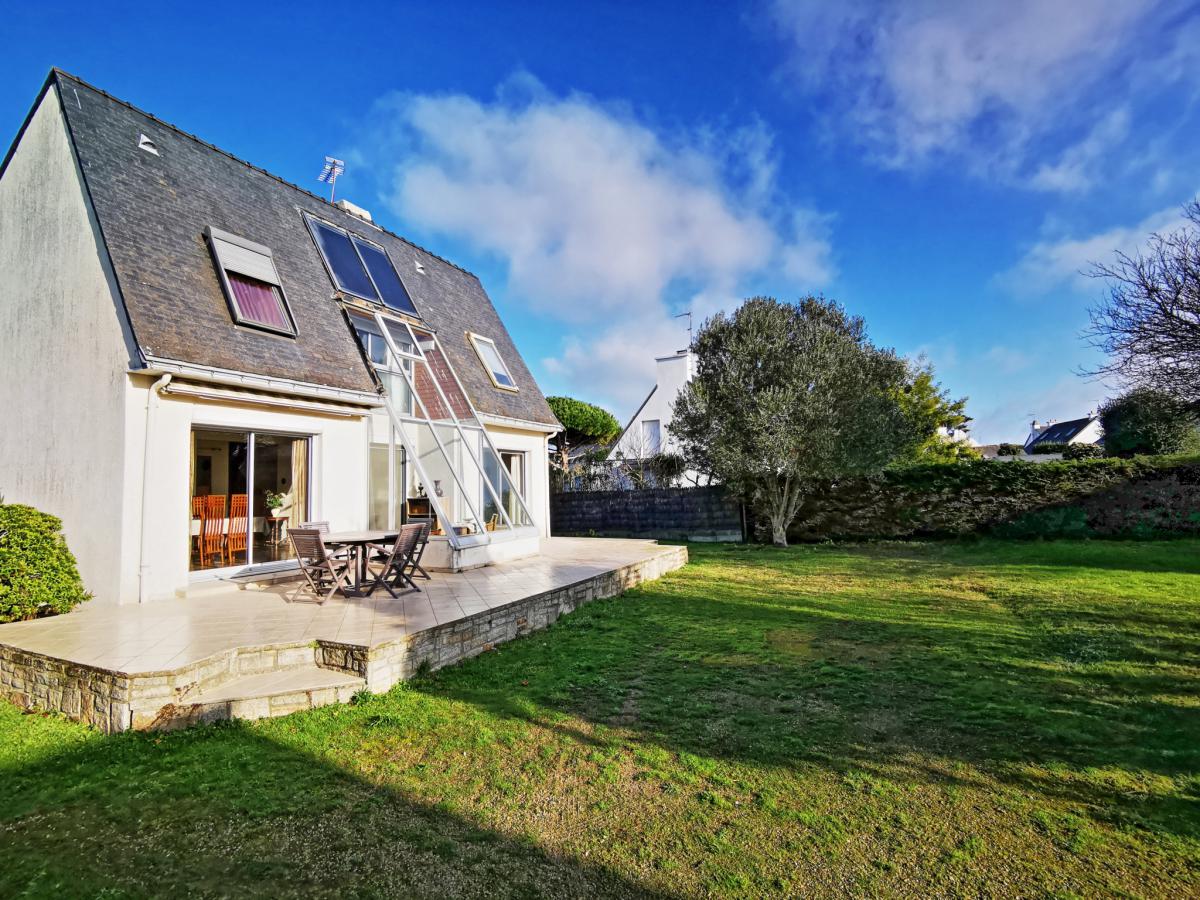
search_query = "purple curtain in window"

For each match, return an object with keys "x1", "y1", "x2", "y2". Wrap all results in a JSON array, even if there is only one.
[{"x1": 228, "y1": 272, "x2": 289, "y2": 330}]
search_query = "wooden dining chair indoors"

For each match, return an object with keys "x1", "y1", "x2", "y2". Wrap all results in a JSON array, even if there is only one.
[
  {"x1": 225, "y1": 493, "x2": 249, "y2": 565},
  {"x1": 199, "y1": 494, "x2": 226, "y2": 567},
  {"x1": 364, "y1": 524, "x2": 423, "y2": 598},
  {"x1": 289, "y1": 528, "x2": 353, "y2": 603},
  {"x1": 191, "y1": 495, "x2": 205, "y2": 560}
]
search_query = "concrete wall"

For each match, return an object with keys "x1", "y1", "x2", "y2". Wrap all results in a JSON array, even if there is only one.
[
  {"x1": 0, "y1": 86, "x2": 137, "y2": 602},
  {"x1": 123, "y1": 382, "x2": 372, "y2": 603}
]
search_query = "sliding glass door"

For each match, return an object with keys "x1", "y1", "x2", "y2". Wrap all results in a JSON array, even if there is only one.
[{"x1": 190, "y1": 428, "x2": 311, "y2": 572}]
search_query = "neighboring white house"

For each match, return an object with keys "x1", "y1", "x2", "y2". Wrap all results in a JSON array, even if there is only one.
[
  {"x1": 608, "y1": 349, "x2": 708, "y2": 484},
  {"x1": 0, "y1": 70, "x2": 560, "y2": 604},
  {"x1": 1024, "y1": 413, "x2": 1104, "y2": 451}
]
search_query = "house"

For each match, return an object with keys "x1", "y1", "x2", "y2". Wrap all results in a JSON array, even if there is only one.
[
  {"x1": 0, "y1": 69, "x2": 560, "y2": 606},
  {"x1": 607, "y1": 349, "x2": 707, "y2": 484},
  {"x1": 1024, "y1": 413, "x2": 1104, "y2": 451}
]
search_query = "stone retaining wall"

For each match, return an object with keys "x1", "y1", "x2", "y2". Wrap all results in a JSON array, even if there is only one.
[
  {"x1": 0, "y1": 639, "x2": 319, "y2": 733},
  {"x1": 0, "y1": 544, "x2": 690, "y2": 731},
  {"x1": 362, "y1": 544, "x2": 689, "y2": 691}
]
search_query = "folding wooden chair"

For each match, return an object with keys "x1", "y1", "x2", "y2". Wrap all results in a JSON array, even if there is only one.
[
  {"x1": 364, "y1": 523, "x2": 423, "y2": 598},
  {"x1": 226, "y1": 493, "x2": 249, "y2": 565},
  {"x1": 199, "y1": 494, "x2": 226, "y2": 567},
  {"x1": 288, "y1": 528, "x2": 353, "y2": 603},
  {"x1": 405, "y1": 520, "x2": 432, "y2": 581},
  {"x1": 298, "y1": 520, "x2": 330, "y2": 534}
]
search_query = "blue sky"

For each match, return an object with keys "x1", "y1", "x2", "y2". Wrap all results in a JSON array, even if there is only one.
[{"x1": 5, "y1": 1, "x2": 1200, "y2": 442}]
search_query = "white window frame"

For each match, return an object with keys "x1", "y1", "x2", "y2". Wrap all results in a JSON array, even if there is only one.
[
  {"x1": 349, "y1": 312, "x2": 416, "y2": 416},
  {"x1": 204, "y1": 227, "x2": 296, "y2": 337},
  {"x1": 467, "y1": 332, "x2": 518, "y2": 392}
]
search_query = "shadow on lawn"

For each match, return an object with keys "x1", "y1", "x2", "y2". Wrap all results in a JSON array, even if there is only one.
[
  {"x1": 0, "y1": 717, "x2": 674, "y2": 899},
  {"x1": 410, "y1": 542, "x2": 1200, "y2": 841}
]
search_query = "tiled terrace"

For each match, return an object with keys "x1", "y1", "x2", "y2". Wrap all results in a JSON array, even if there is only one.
[{"x1": 0, "y1": 538, "x2": 688, "y2": 732}]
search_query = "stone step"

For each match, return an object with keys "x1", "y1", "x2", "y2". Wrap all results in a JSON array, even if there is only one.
[{"x1": 148, "y1": 664, "x2": 365, "y2": 730}]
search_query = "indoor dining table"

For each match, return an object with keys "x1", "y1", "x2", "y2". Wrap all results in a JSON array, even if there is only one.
[{"x1": 322, "y1": 529, "x2": 399, "y2": 597}]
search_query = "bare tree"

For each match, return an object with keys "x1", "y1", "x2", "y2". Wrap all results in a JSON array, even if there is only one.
[{"x1": 1086, "y1": 200, "x2": 1200, "y2": 403}]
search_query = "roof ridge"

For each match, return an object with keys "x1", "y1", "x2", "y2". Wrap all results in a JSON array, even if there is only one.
[{"x1": 50, "y1": 67, "x2": 477, "y2": 278}]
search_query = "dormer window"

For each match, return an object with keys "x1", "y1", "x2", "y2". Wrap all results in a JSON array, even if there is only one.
[
  {"x1": 468, "y1": 332, "x2": 517, "y2": 391},
  {"x1": 205, "y1": 227, "x2": 295, "y2": 336},
  {"x1": 304, "y1": 214, "x2": 419, "y2": 317}
]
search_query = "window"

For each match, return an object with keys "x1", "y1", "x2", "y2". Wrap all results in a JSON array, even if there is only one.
[
  {"x1": 350, "y1": 313, "x2": 415, "y2": 414},
  {"x1": 304, "y1": 215, "x2": 419, "y2": 317},
  {"x1": 467, "y1": 332, "x2": 517, "y2": 390},
  {"x1": 642, "y1": 419, "x2": 661, "y2": 454},
  {"x1": 205, "y1": 227, "x2": 295, "y2": 335}
]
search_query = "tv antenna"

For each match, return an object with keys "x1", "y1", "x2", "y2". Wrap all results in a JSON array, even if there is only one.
[
  {"x1": 674, "y1": 310, "x2": 693, "y2": 347},
  {"x1": 317, "y1": 156, "x2": 345, "y2": 202}
]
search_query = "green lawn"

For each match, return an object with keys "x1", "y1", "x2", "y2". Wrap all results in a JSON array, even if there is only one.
[{"x1": 2, "y1": 539, "x2": 1198, "y2": 898}]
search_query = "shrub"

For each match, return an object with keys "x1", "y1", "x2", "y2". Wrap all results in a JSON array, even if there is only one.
[
  {"x1": 0, "y1": 503, "x2": 91, "y2": 622},
  {"x1": 1100, "y1": 388, "x2": 1200, "y2": 457},
  {"x1": 1063, "y1": 443, "x2": 1105, "y2": 461},
  {"x1": 1029, "y1": 441, "x2": 1068, "y2": 455},
  {"x1": 785, "y1": 454, "x2": 1200, "y2": 542},
  {"x1": 996, "y1": 443, "x2": 1025, "y2": 456}
]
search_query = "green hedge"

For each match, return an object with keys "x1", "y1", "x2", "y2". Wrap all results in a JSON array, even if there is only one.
[
  {"x1": 786, "y1": 455, "x2": 1200, "y2": 541},
  {"x1": 0, "y1": 504, "x2": 91, "y2": 623}
]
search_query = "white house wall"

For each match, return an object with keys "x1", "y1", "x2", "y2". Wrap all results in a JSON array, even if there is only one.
[
  {"x1": 613, "y1": 352, "x2": 693, "y2": 460},
  {"x1": 0, "y1": 87, "x2": 137, "y2": 603},
  {"x1": 123, "y1": 379, "x2": 371, "y2": 603}
]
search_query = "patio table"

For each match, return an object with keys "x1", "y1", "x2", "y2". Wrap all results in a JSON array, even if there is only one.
[{"x1": 323, "y1": 530, "x2": 399, "y2": 597}]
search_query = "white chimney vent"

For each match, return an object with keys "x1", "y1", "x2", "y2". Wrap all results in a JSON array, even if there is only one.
[
  {"x1": 335, "y1": 198, "x2": 373, "y2": 222},
  {"x1": 137, "y1": 134, "x2": 159, "y2": 156}
]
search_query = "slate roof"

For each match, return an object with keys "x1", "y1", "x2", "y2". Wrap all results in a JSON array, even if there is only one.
[
  {"x1": 1026, "y1": 416, "x2": 1095, "y2": 447},
  {"x1": 33, "y1": 70, "x2": 556, "y2": 426}
]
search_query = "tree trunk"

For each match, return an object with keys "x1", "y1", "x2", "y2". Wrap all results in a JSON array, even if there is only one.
[{"x1": 770, "y1": 516, "x2": 788, "y2": 548}]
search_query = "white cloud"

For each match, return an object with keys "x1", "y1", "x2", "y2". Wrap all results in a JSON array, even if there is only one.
[
  {"x1": 1028, "y1": 108, "x2": 1131, "y2": 193},
  {"x1": 1002, "y1": 204, "x2": 1188, "y2": 294},
  {"x1": 363, "y1": 76, "x2": 834, "y2": 413},
  {"x1": 983, "y1": 345, "x2": 1033, "y2": 374},
  {"x1": 767, "y1": 0, "x2": 1183, "y2": 185}
]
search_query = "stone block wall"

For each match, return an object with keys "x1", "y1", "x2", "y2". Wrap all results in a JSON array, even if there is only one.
[
  {"x1": 362, "y1": 544, "x2": 689, "y2": 692},
  {"x1": 551, "y1": 487, "x2": 743, "y2": 541}
]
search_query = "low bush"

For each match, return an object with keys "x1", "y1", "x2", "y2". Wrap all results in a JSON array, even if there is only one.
[
  {"x1": 1029, "y1": 441, "x2": 1068, "y2": 455},
  {"x1": 0, "y1": 503, "x2": 91, "y2": 623},
  {"x1": 1063, "y1": 443, "x2": 1105, "y2": 461},
  {"x1": 996, "y1": 443, "x2": 1024, "y2": 456},
  {"x1": 786, "y1": 454, "x2": 1200, "y2": 541}
]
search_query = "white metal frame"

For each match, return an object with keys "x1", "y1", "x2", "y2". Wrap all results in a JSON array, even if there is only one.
[
  {"x1": 370, "y1": 312, "x2": 536, "y2": 549},
  {"x1": 187, "y1": 427, "x2": 313, "y2": 577}
]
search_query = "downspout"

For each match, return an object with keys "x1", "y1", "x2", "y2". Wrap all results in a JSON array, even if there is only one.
[{"x1": 138, "y1": 374, "x2": 172, "y2": 604}]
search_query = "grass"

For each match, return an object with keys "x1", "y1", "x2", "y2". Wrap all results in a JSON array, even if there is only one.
[{"x1": 2, "y1": 538, "x2": 1199, "y2": 898}]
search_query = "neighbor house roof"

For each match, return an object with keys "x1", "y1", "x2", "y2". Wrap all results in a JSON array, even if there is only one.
[
  {"x1": 1027, "y1": 416, "x2": 1095, "y2": 447},
  {"x1": 27, "y1": 70, "x2": 555, "y2": 425}
]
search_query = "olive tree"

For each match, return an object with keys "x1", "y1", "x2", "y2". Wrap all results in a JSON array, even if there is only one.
[{"x1": 671, "y1": 296, "x2": 914, "y2": 547}]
